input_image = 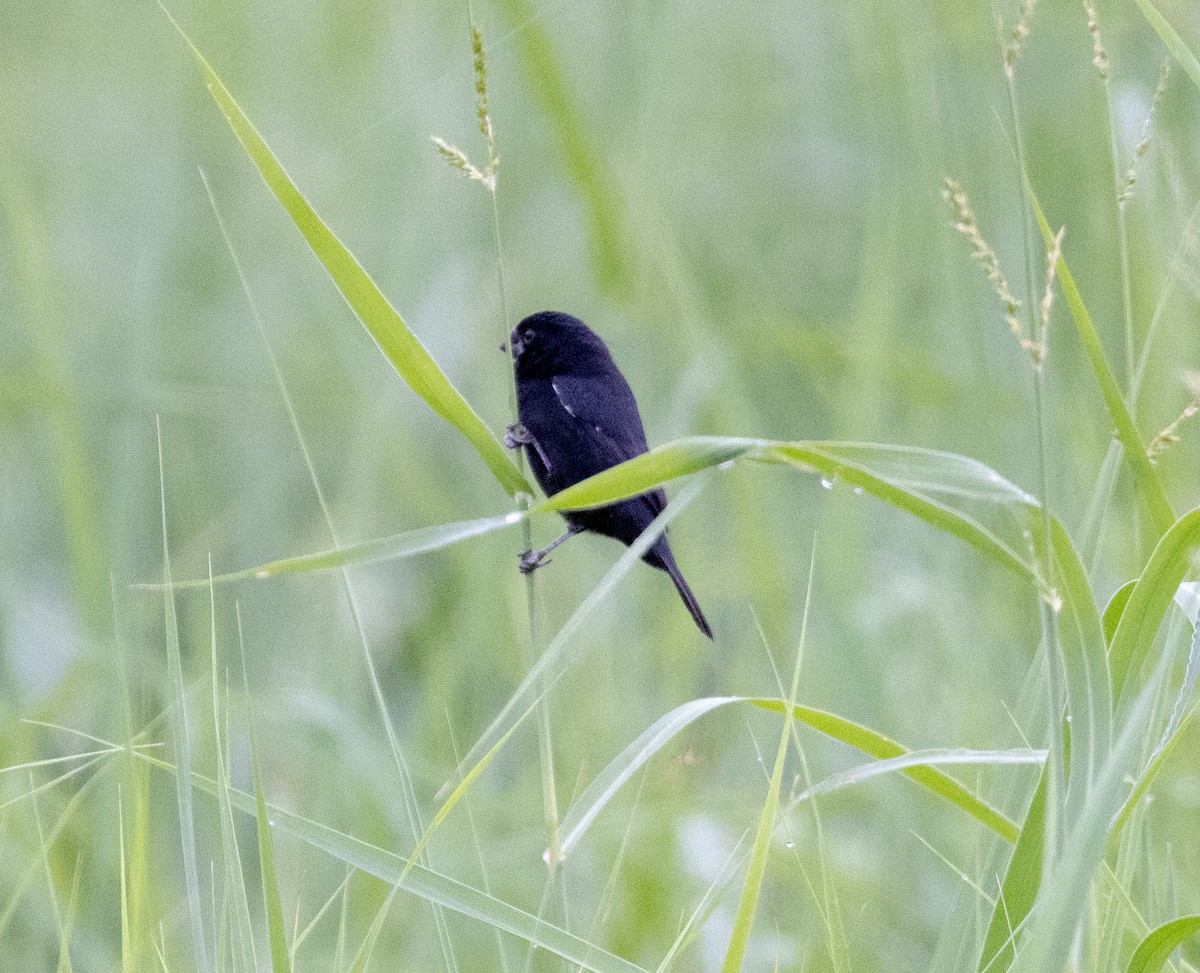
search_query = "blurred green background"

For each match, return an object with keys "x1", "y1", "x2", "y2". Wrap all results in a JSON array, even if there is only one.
[{"x1": 2, "y1": 0, "x2": 1199, "y2": 968}]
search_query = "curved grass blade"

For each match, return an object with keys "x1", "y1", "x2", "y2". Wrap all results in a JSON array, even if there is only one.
[
  {"x1": 753, "y1": 700, "x2": 1021, "y2": 841},
  {"x1": 560, "y1": 696, "x2": 1020, "y2": 861},
  {"x1": 1026, "y1": 189, "x2": 1174, "y2": 539},
  {"x1": 1125, "y1": 915, "x2": 1200, "y2": 973},
  {"x1": 141, "y1": 438, "x2": 1046, "y2": 594},
  {"x1": 537, "y1": 438, "x2": 760, "y2": 513},
  {"x1": 543, "y1": 436, "x2": 1043, "y2": 584},
  {"x1": 784, "y1": 749, "x2": 1045, "y2": 810},
  {"x1": 134, "y1": 752, "x2": 648, "y2": 973},
  {"x1": 1104, "y1": 580, "x2": 1137, "y2": 644},
  {"x1": 1109, "y1": 507, "x2": 1200, "y2": 701},
  {"x1": 769, "y1": 442, "x2": 1042, "y2": 584},
  {"x1": 560, "y1": 697, "x2": 742, "y2": 857},
  {"x1": 162, "y1": 7, "x2": 530, "y2": 499}
]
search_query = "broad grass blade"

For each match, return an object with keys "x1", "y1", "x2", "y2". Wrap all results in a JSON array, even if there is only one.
[
  {"x1": 164, "y1": 9, "x2": 530, "y2": 498},
  {"x1": 1125, "y1": 915, "x2": 1200, "y2": 973},
  {"x1": 1109, "y1": 507, "x2": 1200, "y2": 702}
]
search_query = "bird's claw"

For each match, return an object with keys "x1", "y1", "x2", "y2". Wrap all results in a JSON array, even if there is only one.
[
  {"x1": 504, "y1": 422, "x2": 532, "y2": 450},
  {"x1": 518, "y1": 549, "x2": 548, "y2": 574}
]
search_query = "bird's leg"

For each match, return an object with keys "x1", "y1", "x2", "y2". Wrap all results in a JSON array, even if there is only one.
[
  {"x1": 504, "y1": 422, "x2": 552, "y2": 471},
  {"x1": 519, "y1": 524, "x2": 583, "y2": 574}
]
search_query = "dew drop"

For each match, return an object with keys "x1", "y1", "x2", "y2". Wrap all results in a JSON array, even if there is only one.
[
  {"x1": 785, "y1": 841, "x2": 795, "y2": 849},
  {"x1": 820, "y1": 477, "x2": 835, "y2": 490},
  {"x1": 853, "y1": 486, "x2": 863, "y2": 496}
]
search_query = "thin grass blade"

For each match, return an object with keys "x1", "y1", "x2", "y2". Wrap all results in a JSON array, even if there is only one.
[
  {"x1": 135, "y1": 752, "x2": 647, "y2": 973},
  {"x1": 137, "y1": 512, "x2": 523, "y2": 590},
  {"x1": 1026, "y1": 189, "x2": 1174, "y2": 538},
  {"x1": 156, "y1": 418, "x2": 210, "y2": 973},
  {"x1": 1132, "y1": 0, "x2": 1200, "y2": 91}
]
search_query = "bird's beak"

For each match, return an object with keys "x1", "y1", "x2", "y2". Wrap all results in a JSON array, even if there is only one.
[{"x1": 509, "y1": 330, "x2": 523, "y2": 359}]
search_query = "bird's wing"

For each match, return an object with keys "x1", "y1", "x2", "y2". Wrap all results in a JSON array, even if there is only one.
[
  {"x1": 550, "y1": 372, "x2": 665, "y2": 515},
  {"x1": 550, "y1": 372, "x2": 650, "y2": 459}
]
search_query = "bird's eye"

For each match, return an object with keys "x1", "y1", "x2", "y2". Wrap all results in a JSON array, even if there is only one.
[{"x1": 523, "y1": 329, "x2": 535, "y2": 343}]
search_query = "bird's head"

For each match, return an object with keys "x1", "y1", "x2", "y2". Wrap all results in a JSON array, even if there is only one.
[{"x1": 510, "y1": 311, "x2": 612, "y2": 376}]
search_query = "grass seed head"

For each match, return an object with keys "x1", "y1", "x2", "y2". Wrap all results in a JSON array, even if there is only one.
[
  {"x1": 943, "y1": 178, "x2": 1025, "y2": 343},
  {"x1": 1004, "y1": 0, "x2": 1039, "y2": 74},
  {"x1": 1119, "y1": 59, "x2": 1170, "y2": 208},
  {"x1": 1082, "y1": 0, "x2": 1109, "y2": 81}
]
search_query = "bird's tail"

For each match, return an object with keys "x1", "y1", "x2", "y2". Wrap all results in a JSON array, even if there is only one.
[{"x1": 663, "y1": 557, "x2": 713, "y2": 640}]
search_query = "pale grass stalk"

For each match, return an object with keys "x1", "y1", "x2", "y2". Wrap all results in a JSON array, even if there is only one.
[
  {"x1": 435, "y1": 15, "x2": 564, "y2": 873},
  {"x1": 992, "y1": 0, "x2": 1066, "y2": 864}
]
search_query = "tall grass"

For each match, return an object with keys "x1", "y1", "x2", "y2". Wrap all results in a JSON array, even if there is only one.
[{"x1": 2, "y1": 0, "x2": 1199, "y2": 970}]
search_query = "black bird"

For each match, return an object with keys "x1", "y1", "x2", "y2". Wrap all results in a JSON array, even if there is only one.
[{"x1": 505, "y1": 310, "x2": 712, "y2": 638}]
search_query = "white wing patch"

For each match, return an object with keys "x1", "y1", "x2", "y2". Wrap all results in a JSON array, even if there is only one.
[{"x1": 551, "y1": 381, "x2": 577, "y2": 417}]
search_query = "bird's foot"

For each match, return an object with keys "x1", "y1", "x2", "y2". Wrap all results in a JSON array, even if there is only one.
[
  {"x1": 518, "y1": 549, "x2": 549, "y2": 574},
  {"x1": 504, "y1": 423, "x2": 533, "y2": 449},
  {"x1": 505, "y1": 423, "x2": 553, "y2": 471}
]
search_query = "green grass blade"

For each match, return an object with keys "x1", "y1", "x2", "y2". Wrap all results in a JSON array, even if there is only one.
[
  {"x1": 444, "y1": 477, "x2": 708, "y2": 794},
  {"x1": 1125, "y1": 915, "x2": 1200, "y2": 973},
  {"x1": 1049, "y1": 520, "x2": 1112, "y2": 810},
  {"x1": 239, "y1": 618, "x2": 292, "y2": 973},
  {"x1": 1132, "y1": 0, "x2": 1200, "y2": 91},
  {"x1": 1010, "y1": 676, "x2": 1166, "y2": 973},
  {"x1": 786, "y1": 749, "x2": 1045, "y2": 807},
  {"x1": 655, "y1": 832, "x2": 751, "y2": 973},
  {"x1": 535, "y1": 438, "x2": 759, "y2": 513},
  {"x1": 721, "y1": 701, "x2": 790, "y2": 973},
  {"x1": 1026, "y1": 189, "x2": 1174, "y2": 539},
  {"x1": 722, "y1": 561, "x2": 811, "y2": 973},
  {"x1": 162, "y1": 8, "x2": 530, "y2": 499},
  {"x1": 561, "y1": 696, "x2": 1020, "y2": 860},
  {"x1": 156, "y1": 418, "x2": 210, "y2": 973},
  {"x1": 209, "y1": 576, "x2": 258, "y2": 972},
  {"x1": 145, "y1": 438, "x2": 1045, "y2": 594},
  {"x1": 560, "y1": 697, "x2": 742, "y2": 857},
  {"x1": 976, "y1": 772, "x2": 1047, "y2": 973},
  {"x1": 135, "y1": 752, "x2": 647, "y2": 973},
  {"x1": 1109, "y1": 507, "x2": 1200, "y2": 701},
  {"x1": 752, "y1": 700, "x2": 1020, "y2": 841},
  {"x1": 543, "y1": 436, "x2": 1042, "y2": 583},
  {"x1": 770, "y1": 442, "x2": 1042, "y2": 583},
  {"x1": 136, "y1": 512, "x2": 523, "y2": 590},
  {"x1": 1104, "y1": 580, "x2": 1138, "y2": 644},
  {"x1": 399, "y1": 699, "x2": 540, "y2": 888}
]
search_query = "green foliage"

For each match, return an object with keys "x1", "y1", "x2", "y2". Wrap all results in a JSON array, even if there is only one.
[{"x1": 3, "y1": 0, "x2": 1200, "y2": 970}]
